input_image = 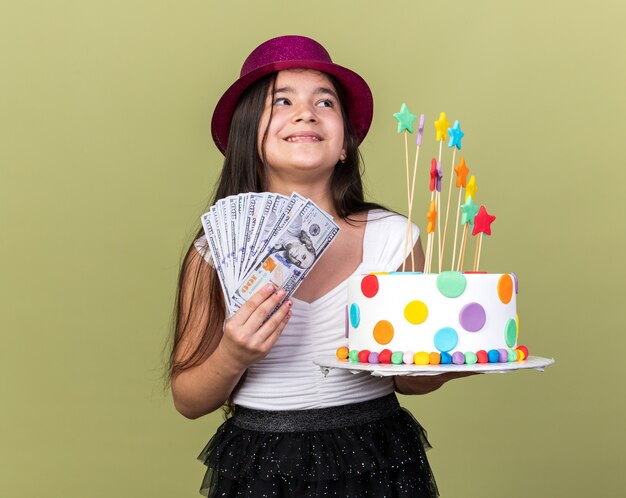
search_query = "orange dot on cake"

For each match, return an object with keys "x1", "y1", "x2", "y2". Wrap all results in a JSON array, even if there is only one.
[
  {"x1": 497, "y1": 274, "x2": 513, "y2": 304},
  {"x1": 373, "y1": 320, "x2": 394, "y2": 345}
]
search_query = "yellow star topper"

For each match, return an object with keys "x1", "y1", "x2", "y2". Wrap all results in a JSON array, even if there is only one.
[
  {"x1": 465, "y1": 175, "x2": 477, "y2": 201},
  {"x1": 434, "y1": 112, "x2": 451, "y2": 142}
]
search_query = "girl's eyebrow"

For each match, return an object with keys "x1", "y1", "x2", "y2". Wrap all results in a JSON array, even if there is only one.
[{"x1": 273, "y1": 86, "x2": 338, "y2": 99}]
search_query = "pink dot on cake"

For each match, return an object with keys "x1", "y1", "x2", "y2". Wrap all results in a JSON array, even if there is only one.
[
  {"x1": 361, "y1": 274, "x2": 379, "y2": 298},
  {"x1": 459, "y1": 302, "x2": 486, "y2": 331}
]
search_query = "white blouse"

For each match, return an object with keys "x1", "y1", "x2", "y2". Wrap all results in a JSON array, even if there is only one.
[{"x1": 197, "y1": 209, "x2": 420, "y2": 410}]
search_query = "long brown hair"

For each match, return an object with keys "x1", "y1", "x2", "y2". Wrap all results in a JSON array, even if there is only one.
[{"x1": 166, "y1": 70, "x2": 383, "y2": 410}]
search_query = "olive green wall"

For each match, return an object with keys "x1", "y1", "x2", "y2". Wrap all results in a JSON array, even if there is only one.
[{"x1": 2, "y1": 1, "x2": 624, "y2": 496}]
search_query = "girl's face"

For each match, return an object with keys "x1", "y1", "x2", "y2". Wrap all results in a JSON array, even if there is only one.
[{"x1": 258, "y1": 69, "x2": 346, "y2": 180}]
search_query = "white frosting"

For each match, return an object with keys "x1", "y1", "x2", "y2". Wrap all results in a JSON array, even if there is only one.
[{"x1": 347, "y1": 273, "x2": 517, "y2": 355}]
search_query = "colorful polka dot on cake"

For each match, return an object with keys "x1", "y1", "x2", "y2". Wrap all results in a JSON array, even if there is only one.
[
  {"x1": 404, "y1": 300, "x2": 428, "y2": 324},
  {"x1": 373, "y1": 320, "x2": 394, "y2": 345},
  {"x1": 434, "y1": 327, "x2": 459, "y2": 352},
  {"x1": 497, "y1": 274, "x2": 513, "y2": 304},
  {"x1": 504, "y1": 319, "x2": 517, "y2": 348},
  {"x1": 349, "y1": 303, "x2": 360, "y2": 328},
  {"x1": 360, "y1": 274, "x2": 379, "y2": 298},
  {"x1": 459, "y1": 302, "x2": 486, "y2": 332},
  {"x1": 436, "y1": 271, "x2": 467, "y2": 297}
]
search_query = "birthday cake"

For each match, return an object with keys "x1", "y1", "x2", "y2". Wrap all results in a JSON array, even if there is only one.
[
  {"x1": 342, "y1": 271, "x2": 527, "y2": 366},
  {"x1": 336, "y1": 108, "x2": 529, "y2": 367}
]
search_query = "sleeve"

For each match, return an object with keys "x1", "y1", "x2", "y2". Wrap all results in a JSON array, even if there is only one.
[{"x1": 364, "y1": 210, "x2": 421, "y2": 271}]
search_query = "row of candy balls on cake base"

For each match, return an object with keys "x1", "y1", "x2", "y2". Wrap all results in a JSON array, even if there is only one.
[{"x1": 336, "y1": 345, "x2": 529, "y2": 365}]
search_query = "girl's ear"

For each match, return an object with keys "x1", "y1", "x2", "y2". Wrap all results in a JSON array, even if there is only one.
[{"x1": 339, "y1": 149, "x2": 347, "y2": 162}]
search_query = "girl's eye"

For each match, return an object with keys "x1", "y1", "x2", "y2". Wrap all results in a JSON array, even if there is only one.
[
  {"x1": 317, "y1": 99, "x2": 334, "y2": 108},
  {"x1": 273, "y1": 97, "x2": 290, "y2": 105}
]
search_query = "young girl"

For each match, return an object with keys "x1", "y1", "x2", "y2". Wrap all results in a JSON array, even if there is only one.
[{"x1": 168, "y1": 35, "x2": 470, "y2": 498}]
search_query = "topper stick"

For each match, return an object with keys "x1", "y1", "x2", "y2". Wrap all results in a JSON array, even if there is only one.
[
  {"x1": 425, "y1": 193, "x2": 436, "y2": 273},
  {"x1": 402, "y1": 131, "x2": 412, "y2": 271},
  {"x1": 440, "y1": 148, "x2": 457, "y2": 270},
  {"x1": 424, "y1": 234, "x2": 431, "y2": 273},
  {"x1": 394, "y1": 104, "x2": 417, "y2": 272},
  {"x1": 435, "y1": 192, "x2": 441, "y2": 273},
  {"x1": 406, "y1": 128, "x2": 423, "y2": 269},
  {"x1": 436, "y1": 142, "x2": 444, "y2": 272},
  {"x1": 473, "y1": 233, "x2": 483, "y2": 271},
  {"x1": 458, "y1": 224, "x2": 469, "y2": 272},
  {"x1": 475, "y1": 233, "x2": 484, "y2": 271},
  {"x1": 451, "y1": 187, "x2": 463, "y2": 270}
]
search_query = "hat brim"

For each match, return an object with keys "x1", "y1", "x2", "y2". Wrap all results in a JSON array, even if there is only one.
[{"x1": 211, "y1": 60, "x2": 373, "y2": 155}]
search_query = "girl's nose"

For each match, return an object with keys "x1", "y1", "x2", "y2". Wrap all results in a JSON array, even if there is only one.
[{"x1": 292, "y1": 103, "x2": 317, "y2": 123}]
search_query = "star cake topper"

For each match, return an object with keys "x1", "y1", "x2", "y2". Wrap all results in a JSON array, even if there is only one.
[{"x1": 393, "y1": 103, "x2": 417, "y2": 133}]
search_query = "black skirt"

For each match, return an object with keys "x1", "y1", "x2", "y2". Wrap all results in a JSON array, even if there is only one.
[{"x1": 197, "y1": 393, "x2": 439, "y2": 497}]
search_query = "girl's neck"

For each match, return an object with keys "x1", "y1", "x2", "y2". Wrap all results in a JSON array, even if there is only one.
[{"x1": 266, "y1": 175, "x2": 336, "y2": 217}]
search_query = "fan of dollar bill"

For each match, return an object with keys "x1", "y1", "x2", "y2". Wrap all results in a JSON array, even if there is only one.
[{"x1": 201, "y1": 192, "x2": 340, "y2": 316}]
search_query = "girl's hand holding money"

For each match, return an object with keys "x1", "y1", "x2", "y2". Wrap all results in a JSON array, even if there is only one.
[
  {"x1": 219, "y1": 284, "x2": 292, "y2": 370},
  {"x1": 172, "y1": 282, "x2": 291, "y2": 419}
]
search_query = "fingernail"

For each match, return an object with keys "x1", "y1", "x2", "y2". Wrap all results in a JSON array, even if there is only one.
[
  {"x1": 265, "y1": 284, "x2": 275, "y2": 292},
  {"x1": 276, "y1": 289, "x2": 286, "y2": 297}
]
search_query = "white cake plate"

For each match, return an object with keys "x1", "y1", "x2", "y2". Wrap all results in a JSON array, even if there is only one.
[{"x1": 314, "y1": 355, "x2": 555, "y2": 377}]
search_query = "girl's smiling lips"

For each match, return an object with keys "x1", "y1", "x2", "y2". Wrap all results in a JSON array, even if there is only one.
[{"x1": 284, "y1": 131, "x2": 322, "y2": 143}]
